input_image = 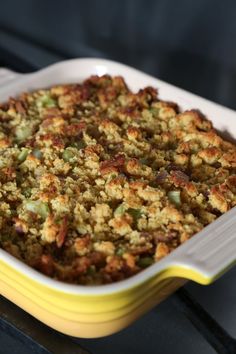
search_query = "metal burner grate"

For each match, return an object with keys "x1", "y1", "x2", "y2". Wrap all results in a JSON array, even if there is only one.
[{"x1": 173, "y1": 289, "x2": 236, "y2": 354}]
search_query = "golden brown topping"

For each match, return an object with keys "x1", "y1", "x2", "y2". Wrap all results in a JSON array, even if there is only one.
[
  {"x1": 209, "y1": 186, "x2": 228, "y2": 213},
  {"x1": 93, "y1": 241, "x2": 115, "y2": 256},
  {"x1": 170, "y1": 170, "x2": 189, "y2": 187},
  {"x1": 41, "y1": 215, "x2": 68, "y2": 247},
  {"x1": 226, "y1": 175, "x2": 236, "y2": 193},
  {"x1": 74, "y1": 235, "x2": 92, "y2": 256},
  {"x1": 0, "y1": 138, "x2": 11, "y2": 148},
  {"x1": 127, "y1": 126, "x2": 142, "y2": 141},
  {"x1": 198, "y1": 147, "x2": 221, "y2": 164},
  {"x1": 0, "y1": 74, "x2": 235, "y2": 285},
  {"x1": 100, "y1": 156, "x2": 125, "y2": 177},
  {"x1": 13, "y1": 217, "x2": 29, "y2": 234},
  {"x1": 155, "y1": 242, "x2": 169, "y2": 260}
]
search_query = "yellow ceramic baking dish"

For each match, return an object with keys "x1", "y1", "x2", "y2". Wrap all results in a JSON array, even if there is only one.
[{"x1": 0, "y1": 58, "x2": 236, "y2": 338}]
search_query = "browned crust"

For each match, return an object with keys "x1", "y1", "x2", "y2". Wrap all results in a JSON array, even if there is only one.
[{"x1": 0, "y1": 74, "x2": 235, "y2": 285}]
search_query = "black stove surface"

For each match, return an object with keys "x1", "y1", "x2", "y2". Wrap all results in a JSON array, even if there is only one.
[{"x1": 0, "y1": 3, "x2": 236, "y2": 352}]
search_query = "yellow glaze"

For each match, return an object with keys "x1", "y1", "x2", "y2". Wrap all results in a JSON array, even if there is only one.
[{"x1": 0, "y1": 258, "x2": 213, "y2": 338}]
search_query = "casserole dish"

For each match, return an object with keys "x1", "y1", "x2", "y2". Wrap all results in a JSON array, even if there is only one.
[{"x1": 0, "y1": 58, "x2": 235, "y2": 338}]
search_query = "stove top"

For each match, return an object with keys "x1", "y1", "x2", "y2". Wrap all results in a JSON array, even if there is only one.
[
  {"x1": 0, "y1": 19, "x2": 236, "y2": 354},
  {"x1": 1, "y1": 270, "x2": 236, "y2": 354}
]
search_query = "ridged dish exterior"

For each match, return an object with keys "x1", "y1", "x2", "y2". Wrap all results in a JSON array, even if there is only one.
[{"x1": 0, "y1": 258, "x2": 187, "y2": 337}]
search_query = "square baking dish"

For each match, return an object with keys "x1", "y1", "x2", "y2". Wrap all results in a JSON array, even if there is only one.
[{"x1": 0, "y1": 58, "x2": 235, "y2": 338}]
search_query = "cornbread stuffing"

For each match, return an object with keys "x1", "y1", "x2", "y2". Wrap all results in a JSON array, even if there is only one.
[{"x1": 0, "y1": 75, "x2": 235, "y2": 285}]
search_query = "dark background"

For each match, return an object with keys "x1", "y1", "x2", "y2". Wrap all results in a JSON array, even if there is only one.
[{"x1": 0, "y1": 0, "x2": 236, "y2": 109}]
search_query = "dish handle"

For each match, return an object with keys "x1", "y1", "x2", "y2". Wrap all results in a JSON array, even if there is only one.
[
  {"x1": 165, "y1": 207, "x2": 236, "y2": 285},
  {"x1": 0, "y1": 68, "x2": 22, "y2": 86}
]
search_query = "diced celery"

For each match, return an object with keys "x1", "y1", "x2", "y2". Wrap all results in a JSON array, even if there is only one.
[
  {"x1": 71, "y1": 140, "x2": 86, "y2": 150},
  {"x1": 62, "y1": 149, "x2": 75, "y2": 162},
  {"x1": 114, "y1": 204, "x2": 126, "y2": 217},
  {"x1": 36, "y1": 94, "x2": 56, "y2": 109},
  {"x1": 25, "y1": 200, "x2": 49, "y2": 219},
  {"x1": 22, "y1": 188, "x2": 32, "y2": 198},
  {"x1": 18, "y1": 148, "x2": 29, "y2": 162},
  {"x1": 127, "y1": 208, "x2": 142, "y2": 221},
  {"x1": 167, "y1": 190, "x2": 181, "y2": 206},
  {"x1": 149, "y1": 107, "x2": 160, "y2": 117},
  {"x1": 137, "y1": 257, "x2": 154, "y2": 268},
  {"x1": 116, "y1": 247, "x2": 125, "y2": 256}
]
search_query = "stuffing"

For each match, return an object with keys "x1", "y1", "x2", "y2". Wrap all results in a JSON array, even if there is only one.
[{"x1": 0, "y1": 74, "x2": 235, "y2": 285}]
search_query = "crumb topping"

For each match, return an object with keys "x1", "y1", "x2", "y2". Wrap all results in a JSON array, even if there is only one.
[{"x1": 0, "y1": 75, "x2": 235, "y2": 284}]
